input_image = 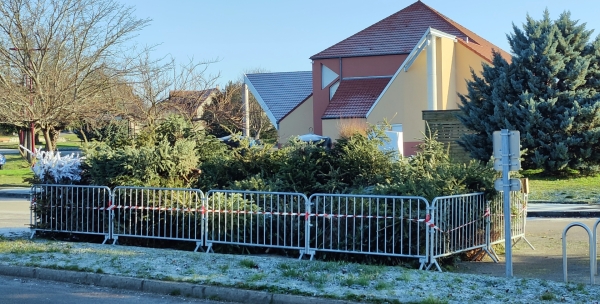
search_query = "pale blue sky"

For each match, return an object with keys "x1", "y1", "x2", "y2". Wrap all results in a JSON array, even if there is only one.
[{"x1": 122, "y1": 0, "x2": 600, "y2": 87}]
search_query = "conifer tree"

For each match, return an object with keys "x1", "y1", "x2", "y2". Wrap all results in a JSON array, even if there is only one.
[{"x1": 458, "y1": 10, "x2": 600, "y2": 174}]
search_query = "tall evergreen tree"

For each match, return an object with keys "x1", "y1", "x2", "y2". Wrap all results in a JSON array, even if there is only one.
[{"x1": 458, "y1": 10, "x2": 600, "y2": 174}]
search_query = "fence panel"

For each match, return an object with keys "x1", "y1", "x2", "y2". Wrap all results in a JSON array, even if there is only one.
[
  {"x1": 489, "y1": 191, "x2": 530, "y2": 247},
  {"x1": 111, "y1": 187, "x2": 204, "y2": 251},
  {"x1": 307, "y1": 194, "x2": 430, "y2": 267},
  {"x1": 428, "y1": 193, "x2": 493, "y2": 270},
  {"x1": 30, "y1": 184, "x2": 112, "y2": 242},
  {"x1": 204, "y1": 190, "x2": 309, "y2": 258}
]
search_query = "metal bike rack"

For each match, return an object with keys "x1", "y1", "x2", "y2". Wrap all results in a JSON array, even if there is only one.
[{"x1": 562, "y1": 222, "x2": 595, "y2": 284}]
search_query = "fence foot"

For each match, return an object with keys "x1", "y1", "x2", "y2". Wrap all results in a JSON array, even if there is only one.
[
  {"x1": 424, "y1": 260, "x2": 442, "y2": 272},
  {"x1": 193, "y1": 242, "x2": 202, "y2": 252},
  {"x1": 29, "y1": 230, "x2": 36, "y2": 239},
  {"x1": 512, "y1": 236, "x2": 535, "y2": 250},
  {"x1": 484, "y1": 248, "x2": 499, "y2": 263},
  {"x1": 205, "y1": 243, "x2": 213, "y2": 253},
  {"x1": 111, "y1": 236, "x2": 119, "y2": 245},
  {"x1": 298, "y1": 250, "x2": 315, "y2": 260}
]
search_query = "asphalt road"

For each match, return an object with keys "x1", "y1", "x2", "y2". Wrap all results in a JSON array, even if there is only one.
[
  {"x1": 0, "y1": 275, "x2": 235, "y2": 304},
  {"x1": 0, "y1": 198, "x2": 29, "y2": 231}
]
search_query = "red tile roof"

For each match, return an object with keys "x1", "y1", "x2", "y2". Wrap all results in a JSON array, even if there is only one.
[
  {"x1": 310, "y1": 1, "x2": 510, "y2": 63},
  {"x1": 322, "y1": 77, "x2": 391, "y2": 119}
]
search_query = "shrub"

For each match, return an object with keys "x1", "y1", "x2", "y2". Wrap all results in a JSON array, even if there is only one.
[
  {"x1": 373, "y1": 132, "x2": 497, "y2": 201},
  {"x1": 75, "y1": 120, "x2": 132, "y2": 148},
  {"x1": 330, "y1": 124, "x2": 398, "y2": 190},
  {"x1": 82, "y1": 116, "x2": 205, "y2": 188}
]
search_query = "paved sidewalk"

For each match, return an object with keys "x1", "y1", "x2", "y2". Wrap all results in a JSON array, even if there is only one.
[{"x1": 527, "y1": 203, "x2": 600, "y2": 217}]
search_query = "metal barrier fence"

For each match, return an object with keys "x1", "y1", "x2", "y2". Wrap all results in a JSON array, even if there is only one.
[
  {"x1": 30, "y1": 184, "x2": 530, "y2": 272},
  {"x1": 307, "y1": 194, "x2": 430, "y2": 268},
  {"x1": 428, "y1": 193, "x2": 495, "y2": 271},
  {"x1": 204, "y1": 190, "x2": 310, "y2": 258},
  {"x1": 111, "y1": 187, "x2": 204, "y2": 251},
  {"x1": 489, "y1": 191, "x2": 533, "y2": 250},
  {"x1": 30, "y1": 184, "x2": 113, "y2": 243}
]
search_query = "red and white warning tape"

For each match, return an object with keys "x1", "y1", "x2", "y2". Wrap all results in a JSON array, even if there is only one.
[{"x1": 436, "y1": 208, "x2": 490, "y2": 234}]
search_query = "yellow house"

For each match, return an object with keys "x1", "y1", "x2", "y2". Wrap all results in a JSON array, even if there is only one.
[{"x1": 246, "y1": 1, "x2": 510, "y2": 154}]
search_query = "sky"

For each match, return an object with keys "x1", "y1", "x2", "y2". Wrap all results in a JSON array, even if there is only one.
[{"x1": 121, "y1": 0, "x2": 600, "y2": 87}]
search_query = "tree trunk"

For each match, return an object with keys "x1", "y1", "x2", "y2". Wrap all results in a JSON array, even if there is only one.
[
  {"x1": 78, "y1": 127, "x2": 89, "y2": 144},
  {"x1": 42, "y1": 128, "x2": 53, "y2": 152},
  {"x1": 50, "y1": 128, "x2": 60, "y2": 151},
  {"x1": 41, "y1": 127, "x2": 60, "y2": 152}
]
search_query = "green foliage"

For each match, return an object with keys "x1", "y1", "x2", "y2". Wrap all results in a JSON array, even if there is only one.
[
  {"x1": 81, "y1": 117, "x2": 495, "y2": 200},
  {"x1": 196, "y1": 135, "x2": 276, "y2": 190},
  {"x1": 195, "y1": 124, "x2": 495, "y2": 199},
  {"x1": 271, "y1": 139, "x2": 331, "y2": 194},
  {"x1": 0, "y1": 123, "x2": 17, "y2": 136},
  {"x1": 82, "y1": 116, "x2": 206, "y2": 188},
  {"x1": 458, "y1": 10, "x2": 600, "y2": 175},
  {"x1": 330, "y1": 125, "x2": 398, "y2": 190},
  {"x1": 75, "y1": 120, "x2": 132, "y2": 148},
  {"x1": 374, "y1": 132, "x2": 497, "y2": 201}
]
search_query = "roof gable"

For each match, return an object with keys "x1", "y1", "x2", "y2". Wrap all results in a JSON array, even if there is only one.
[
  {"x1": 169, "y1": 89, "x2": 217, "y2": 104},
  {"x1": 310, "y1": 1, "x2": 510, "y2": 62},
  {"x1": 245, "y1": 71, "x2": 313, "y2": 128},
  {"x1": 323, "y1": 77, "x2": 391, "y2": 119},
  {"x1": 164, "y1": 89, "x2": 218, "y2": 116}
]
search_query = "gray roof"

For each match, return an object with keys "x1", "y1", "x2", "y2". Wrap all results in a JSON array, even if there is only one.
[{"x1": 245, "y1": 71, "x2": 313, "y2": 129}]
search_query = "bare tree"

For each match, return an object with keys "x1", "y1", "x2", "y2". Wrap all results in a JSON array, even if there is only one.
[
  {"x1": 202, "y1": 81, "x2": 244, "y2": 137},
  {"x1": 202, "y1": 71, "x2": 276, "y2": 140},
  {"x1": 0, "y1": 0, "x2": 150, "y2": 152},
  {"x1": 125, "y1": 49, "x2": 219, "y2": 131}
]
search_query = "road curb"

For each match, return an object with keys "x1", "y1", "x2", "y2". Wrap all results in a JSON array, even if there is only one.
[
  {"x1": 527, "y1": 211, "x2": 600, "y2": 218},
  {"x1": 0, "y1": 265, "x2": 357, "y2": 304},
  {"x1": 0, "y1": 193, "x2": 29, "y2": 199}
]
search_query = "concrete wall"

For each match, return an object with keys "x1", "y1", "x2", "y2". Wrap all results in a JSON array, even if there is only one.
[{"x1": 278, "y1": 96, "x2": 314, "y2": 143}]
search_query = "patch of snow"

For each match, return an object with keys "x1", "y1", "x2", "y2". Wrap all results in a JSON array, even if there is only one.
[{"x1": 0, "y1": 238, "x2": 597, "y2": 303}]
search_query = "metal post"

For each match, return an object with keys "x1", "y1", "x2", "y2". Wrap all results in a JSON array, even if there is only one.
[
  {"x1": 501, "y1": 129, "x2": 512, "y2": 277},
  {"x1": 242, "y1": 83, "x2": 249, "y2": 137},
  {"x1": 426, "y1": 32, "x2": 437, "y2": 111},
  {"x1": 29, "y1": 76, "x2": 35, "y2": 155}
]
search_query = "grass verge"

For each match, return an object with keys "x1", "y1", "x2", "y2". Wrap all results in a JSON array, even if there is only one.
[
  {"x1": 0, "y1": 133, "x2": 82, "y2": 150},
  {"x1": 523, "y1": 170, "x2": 600, "y2": 203},
  {"x1": 0, "y1": 154, "x2": 32, "y2": 187}
]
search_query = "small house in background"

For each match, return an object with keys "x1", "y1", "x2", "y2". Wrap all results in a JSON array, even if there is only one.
[
  {"x1": 164, "y1": 88, "x2": 219, "y2": 121},
  {"x1": 245, "y1": 1, "x2": 509, "y2": 155}
]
